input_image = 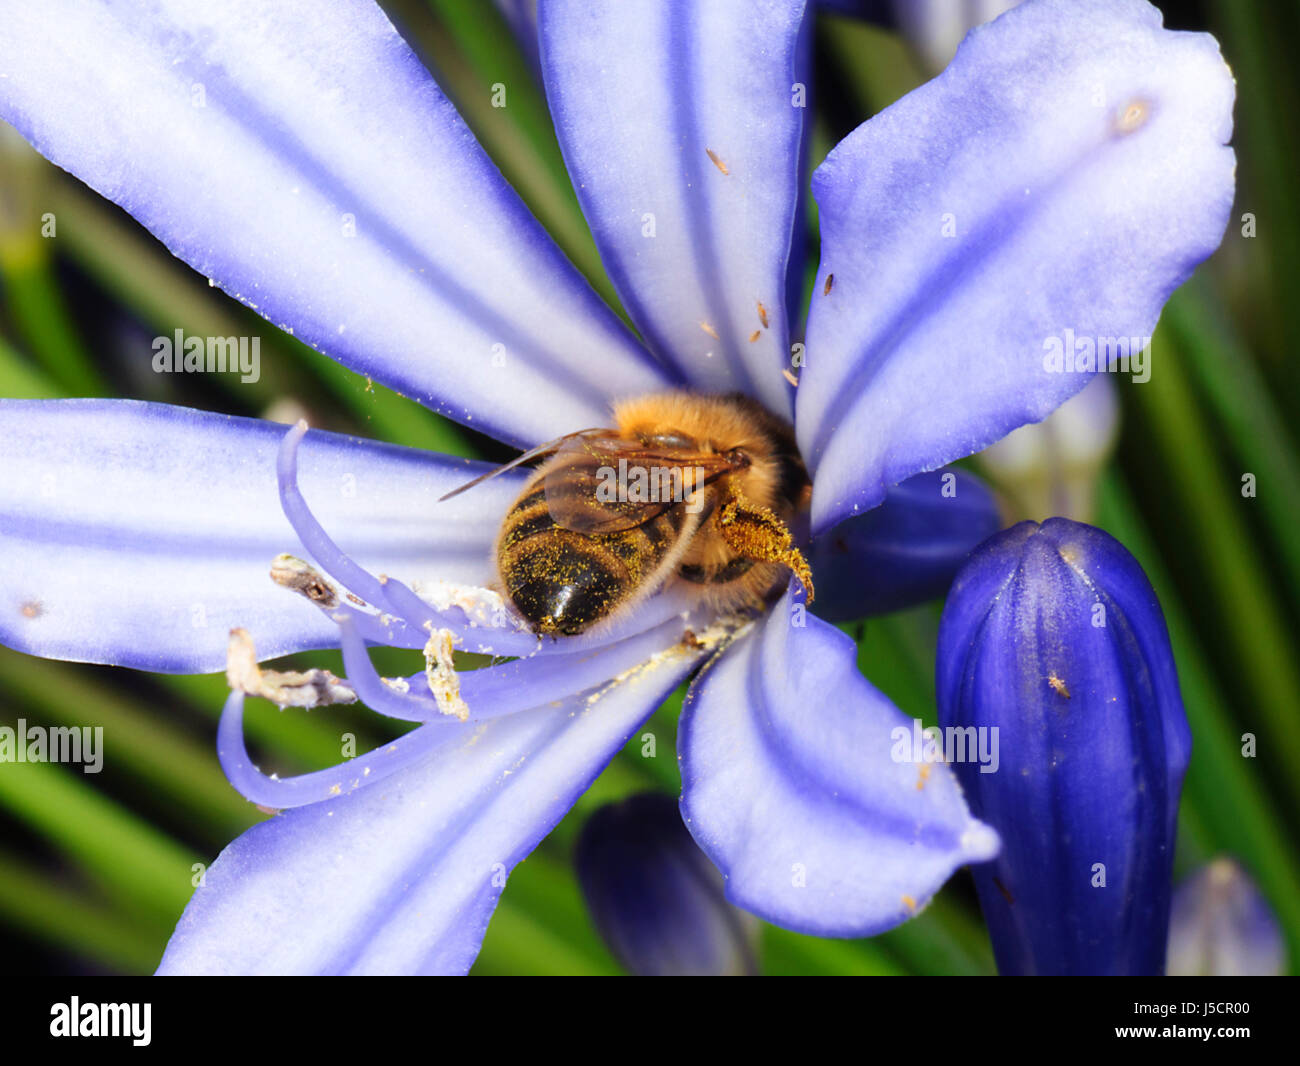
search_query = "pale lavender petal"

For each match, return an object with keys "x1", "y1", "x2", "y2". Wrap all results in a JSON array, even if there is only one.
[
  {"x1": 541, "y1": 0, "x2": 809, "y2": 415},
  {"x1": 158, "y1": 633, "x2": 704, "y2": 975},
  {"x1": 0, "y1": 0, "x2": 669, "y2": 446},
  {"x1": 798, "y1": 0, "x2": 1234, "y2": 534},
  {"x1": 0, "y1": 399, "x2": 520, "y2": 672},
  {"x1": 679, "y1": 586, "x2": 998, "y2": 936}
]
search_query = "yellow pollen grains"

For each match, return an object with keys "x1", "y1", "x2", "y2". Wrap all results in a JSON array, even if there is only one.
[{"x1": 1048, "y1": 673, "x2": 1072, "y2": 699}]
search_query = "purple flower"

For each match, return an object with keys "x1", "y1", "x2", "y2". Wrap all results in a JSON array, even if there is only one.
[
  {"x1": 1167, "y1": 858, "x2": 1286, "y2": 976},
  {"x1": 937, "y1": 519, "x2": 1191, "y2": 974},
  {"x1": 576, "y1": 792, "x2": 759, "y2": 976},
  {"x1": 822, "y1": 0, "x2": 1026, "y2": 73},
  {"x1": 0, "y1": 0, "x2": 1233, "y2": 974}
]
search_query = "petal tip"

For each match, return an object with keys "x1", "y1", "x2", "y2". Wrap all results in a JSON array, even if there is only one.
[{"x1": 961, "y1": 820, "x2": 1001, "y2": 864}]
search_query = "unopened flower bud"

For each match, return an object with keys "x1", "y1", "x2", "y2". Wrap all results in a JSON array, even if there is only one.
[
  {"x1": 1167, "y1": 857, "x2": 1286, "y2": 976},
  {"x1": 575, "y1": 792, "x2": 758, "y2": 976},
  {"x1": 937, "y1": 518, "x2": 1189, "y2": 974},
  {"x1": 977, "y1": 376, "x2": 1119, "y2": 523}
]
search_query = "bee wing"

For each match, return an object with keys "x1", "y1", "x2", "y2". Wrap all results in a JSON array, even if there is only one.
[
  {"x1": 437, "y1": 428, "x2": 609, "y2": 502},
  {"x1": 543, "y1": 438, "x2": 746, "y2": 534}
]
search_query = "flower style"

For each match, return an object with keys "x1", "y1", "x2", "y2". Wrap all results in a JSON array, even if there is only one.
[{"x1": 0, "y1": 0, "x2": 1233, "y2": 974}]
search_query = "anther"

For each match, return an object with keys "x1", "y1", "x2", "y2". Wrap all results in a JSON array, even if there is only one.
[{"x1": 226, "y1": 627, "x2": 356, "y2": 708}]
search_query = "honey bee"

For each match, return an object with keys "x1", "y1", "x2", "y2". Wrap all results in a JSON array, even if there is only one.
[{"x1": 441, "y1": 392, "x2": 814, "y2": 636}]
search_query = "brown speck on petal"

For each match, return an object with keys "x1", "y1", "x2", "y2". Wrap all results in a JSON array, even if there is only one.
[
  {"x1": 823, "y1": 273, "x2": 835, "y2": 296},
  {"x1": 700, "y1": 321, "x2": 720, "y2": 339},
  {"x1": 705, "y1": 148, "x2": 729, "y2": 175},
  {"x1": 748, "y1": 330, "x2": 760, "y2": 343},
  {"x1": 782, "y1": 368, "x2": 799, "y2": 387},
  {"x1": 1114, "y1": 98, "x2": 1151, "y2": 136},
  {"x1": 20, "y1": 601, "x2": 43, "y2": 620},
  {"x1": 757, "y1": 300, "x2": 769, "y2": 329}
]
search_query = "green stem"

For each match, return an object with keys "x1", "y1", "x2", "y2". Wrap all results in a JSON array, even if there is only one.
[
  {"x1": 2, "y1": 650, "x2": 256, "y2": 841},
  {"x1": 0, "y1": 333, "x2": 62, "y2": 398},
  {"x1": 0, "y1": 849, "x2": 164, "y2": 974},
  {"x1": 0, "y1": 757, "x2": 194, "y2": 928},
  {"x1": 1163, "y1": 282, "x2": 1300, "y2": 609}
]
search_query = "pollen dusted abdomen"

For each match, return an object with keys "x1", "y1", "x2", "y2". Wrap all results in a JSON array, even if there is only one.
[{"x1": 493, "y1": 391, "x2": 813, "y2": 637}]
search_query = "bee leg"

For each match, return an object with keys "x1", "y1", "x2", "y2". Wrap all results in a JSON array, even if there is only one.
[{"x1": 716, "y1": 485, "x2": 815, "y2": 602}]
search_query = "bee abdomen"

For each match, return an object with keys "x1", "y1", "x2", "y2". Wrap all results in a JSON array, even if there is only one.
[
  {"x1": 498, "y1": 498, "x2": 682, "y2": 635},
  {"x1": 501, "y1": 531, "x2": 626, "y2": 635}
]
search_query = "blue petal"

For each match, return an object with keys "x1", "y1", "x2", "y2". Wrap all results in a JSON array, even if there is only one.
[
  {"x1": 0, "y1": 0, "x2": 668, "y2": 447},
  {"x1": 797, "y1": 0, "x2": 1235, "y2": 534},
  {"x1": 0, "y1": 399, "x2": 521, "y2": 672},
  {"x1": 679, "y1": 585, "x2": 998, "y2": 937},
  {"x1": 157, "y1": 639, "x2": 703, "y2": 975},
  {"x1": 809, "y1": 468, "x2": 1001, "y2": 622},
  {"x1": 541, "y1": 0, "x2": 810, "y2": 416},
  {"x1": 575, "y1": 792, "x2": 757, "y2": 976}
]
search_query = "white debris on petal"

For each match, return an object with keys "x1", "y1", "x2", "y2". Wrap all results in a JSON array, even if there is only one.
[
  {"x1": 582, "y1": 616, "x2": 751, "y2": 709},
  {"x1": 381, "y1": 676, "x2": 411, "y2": 694},
  {"x1": 424, "y1": 628, "x2": 470, "y2": 721},
  {"x1": 408, "y1": 578, "x2": 517, "y2": 630},
  {"x1": 269, "y1": 553, "x2": 341, "y2": 609},
  {"x1": 226, "y1": 627, "x2": 356, "y2": 708}
]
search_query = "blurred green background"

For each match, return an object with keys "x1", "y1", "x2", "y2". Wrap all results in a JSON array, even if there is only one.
[{"x1": 0, "y1": 0, "x2": 1296, "y2": 975}]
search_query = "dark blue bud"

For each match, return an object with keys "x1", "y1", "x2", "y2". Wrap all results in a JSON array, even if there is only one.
[
  {"x1": 810, "y1": 468, "x2": 1001, "y2": 622},
  {"x1": 1167, "y1": 857, "x2": 1286, "y2": 976},
  {"x1": 936, "y1": 518, "x2": 1190, "y2": 975},
  {"x1": 575, "y1": 792, "x2": 757, "y2": 976}
]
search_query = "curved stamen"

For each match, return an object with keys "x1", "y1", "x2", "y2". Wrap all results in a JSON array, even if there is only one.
[
  {"x1": 278, "y1": 421, "x2": 545, "y2": 656},
  {"x1": 454, "y1": 617, "x2": 691, "y2": 717},
  {"x1": 337, "y1": 614, "x2": 449, "y2": 723},
  {"x1": 270, "y1": 552, "x2": 437, "y2": 652},
  {"x1": 377, "y1": 575, "x2": 542, "y2": 658},
  {"x1": 329, "y1": 601, "x2": 427, "y2": 651},
  {"x1": 338, "y1": 613, "x2": 689, "y2": 724},
  {"x1": 217, "y1": 689, "x2": 462, "y2": 809},
  {"x1": 277, "y1": 420, "x2": 400, "y2": 612},
  {"x1": 379, "y1": 575, "x2": 700, "y2": 662}
]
